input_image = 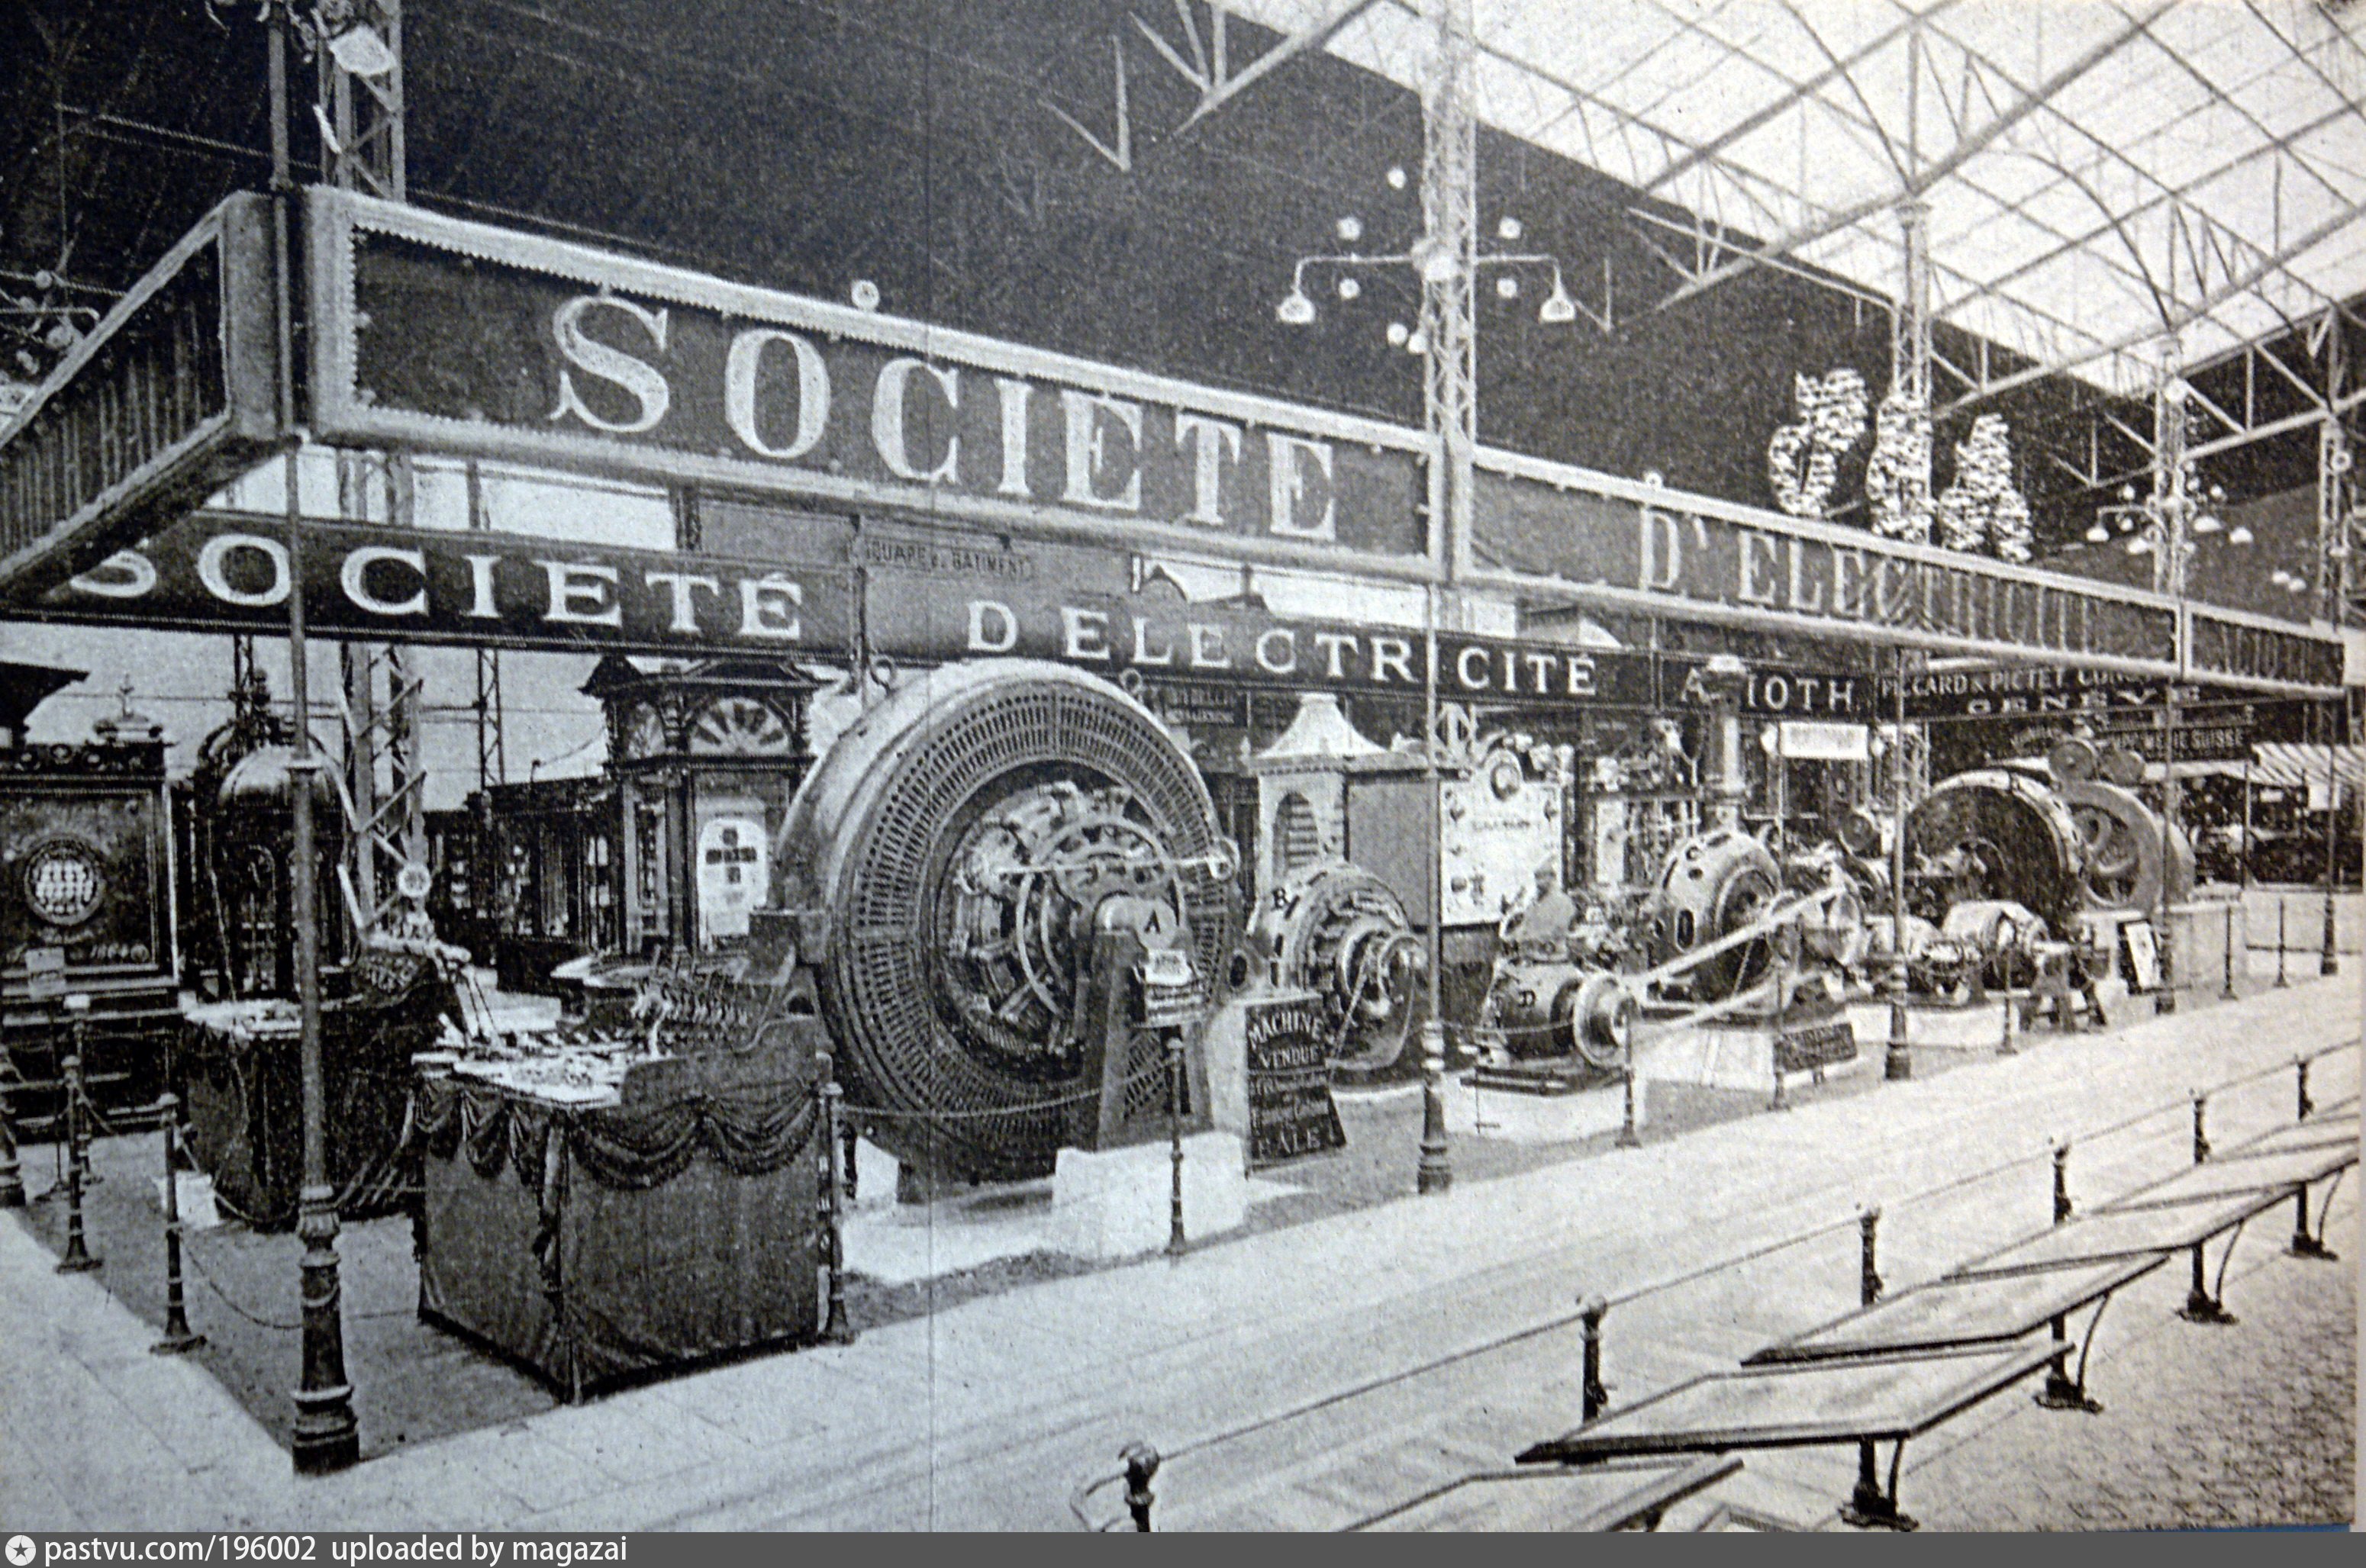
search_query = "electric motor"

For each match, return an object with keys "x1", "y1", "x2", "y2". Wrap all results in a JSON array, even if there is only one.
[
  {"x1": 1904, "y1": 769, "x2": 2087, "y2": 935},
  {"x1": 1487, "y1": 961, "x2": 1637, "y2": 1070},
  {"x1": 1652, "y1": 826, "x2": 1782, "y2": 999},
  {"x1": 772, "y1": 661, "x2": 1237, "y2": 1181},
  {"x1": 1250, "y1": 858, "x2": 1426, "y2": 1075}
]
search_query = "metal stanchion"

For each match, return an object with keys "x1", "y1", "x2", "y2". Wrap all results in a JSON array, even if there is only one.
[
  {"x1": 1417, "y1": 1021, "x2": 1452, "y2": 1195},
  {"x1": 2220, "y1": 903, "x2": 2238, "y2": 1000},
  {"x1": 0, "y1": 1069, "x2": 23, "y2": 1209},
  {"x1": 56, "y1": 1042, "x2": 99, "y2": 1276},
  {"x1": 1614, "y1": 1038, "x2": 1642, "y2": 1150},
  {"x1": 1120, "y1": 1442, "x2": 1161, "y2": 1532},
  {"x1": 1858, "y1": 1206, "x2": 1884, "y2": 1306},
  {"x1": 2297, "y1": 1056, "x2": 2314, "y2": 1122},
  {"x1": 2276, "y1": 897, "x2": 2290, "y2": 987},
  {"x1": 1997, "y1": 987, "x2": 2018, "y2": 1056},
  {"x1": 2289, "y1": 1185, "x2": 2337, "y2": 1262},
  {"x1": 2321, "y1": 700, "x2": 2340, "y2": 978},
  {"x1": 1579, "y1": 1295, "x2": 1609, "y2": 1422},
  {"x1": 817, "y1": 1059, "x2": 853, "y2": 1345},
  {"x1": 840, "y1": 1115, "x2": 860, "y2": 1206},
  {"x1": 2177, "y1": 1240, "x2": 2236, "y2": 1325},
  {"x1": 1165, "y1": 1033, "x2": 1188, "y2": 1258},
  {"x1": 153, "y1": 1094, "x2": 206, "y2": 1356},
  {"x1": 2190, "y1": 1091, "x2": 2210, "y2": 1164},
  {"x1": 2052, "y1": 1139, "x2": 2074, "y2": 1225},
  {"x1": 1884, "y1": 656, "x2": 1912, "y2": 1083}
]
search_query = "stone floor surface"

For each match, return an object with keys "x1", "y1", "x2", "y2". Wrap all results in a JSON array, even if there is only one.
[{"x1": 2, "y1": 970, "x2": 2357, "y2": 1532}]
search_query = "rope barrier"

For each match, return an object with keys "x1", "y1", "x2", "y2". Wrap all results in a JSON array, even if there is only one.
[{"x1": 849, "y1": 1058, "x2": 1173, "y2": 1124}]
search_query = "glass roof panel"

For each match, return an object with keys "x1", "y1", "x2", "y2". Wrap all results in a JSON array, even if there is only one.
[{"x1": 1231, "y1": 0, "x2": 2366, "y2": 390}]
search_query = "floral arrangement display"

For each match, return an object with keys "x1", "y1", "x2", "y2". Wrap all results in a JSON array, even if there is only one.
[
  {"x1": 1863, "y1": 388, "x2": 1933, "y2": 543},
  {"x1": 1935, "y1": 414, "x2": 2033, "y2": 562},
  {"x1": 1765, "y1": 368, "x2": 1869, "y2": 518}
]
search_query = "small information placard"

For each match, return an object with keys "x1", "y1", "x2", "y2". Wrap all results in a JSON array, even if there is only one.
[
  {"x1": 24, "y1": 946, "x2": 66, "y2": 1001},
  {"x1": 2119, "y1": 920, "x2": 2162, "y2": 993},
  {"x1": 1244, "y1": 993, "x2": 1347, "y2": 1167},
  {"x1": 1774, "y1": 1017, "x2": 1857, "y2": 1076}
]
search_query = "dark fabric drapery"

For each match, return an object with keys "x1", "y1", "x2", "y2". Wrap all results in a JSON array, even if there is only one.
[{"x1": 408, "y1": 1066, "x2": 824, "y2": 1399}]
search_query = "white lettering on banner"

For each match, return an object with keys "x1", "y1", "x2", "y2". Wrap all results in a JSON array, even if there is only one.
[
  {"x1": 197, "y1": 533, "x2": 289, "y2": 608},
  {"x1": 968, "y1": 599, "x2": 1018, "y2": 652},
  {"x1": 993, "y1": 378, "x2": 1033, "y2": 497},
  {"x1": 463, "y1": 553, "x2": 501, "y2": 619},
  {"x1": 1371, "y1": 636, "x2": 1417, "y2": 686},
  {"x1": 1061, "y1": 390, "x2": 1144, "y2": 510},
  {"x1": 340, "y1": 544, "x2": 428, "y2": 617},
  {"x1": 724, "y1": 328, "x2": 830, "y2": 461},
  {"x1": 872, "y1": 358, "x2": 959, "y2": 483},
  {"x1": 1266, "y1": 433, "x2": 1337, "y2": 542},
  {"x1": 1456, "y1": 645, "x2": 1491, "y2": 690},
  {"x1": 644, "y1": 570, "x2": 722, "y2": 634},
  {"x1": 1062, "y1": 607, "x2": 1114, "y2": 661},
  {"x1": 737, "y1": 574, "x2": 804, "y2": 639},
  {"x1": 1173, "y1": 413, "x2": 1243, "y2": 528},
  {"x1": 1737, "y1": 531, "x2": 1781, "y2": 607},
  {"x1": 67, "y1": 551, "x2": 156, "y2": 598},
  {"x1": 547, "y1": 296, "x2": 671, "y2": 433},
  {"x1": 538, "y1": 560, "x2": 624, "y2": 626},
  {"x1": 1256, "y1": 628, "x2": 1297, "y2": 675},
  {"x1": 1131, "y1": 617, "x2": 1175, "y2": 666},
  {"x1": 1188, "y1": 624, "x2": 1230, "y2": 669}
]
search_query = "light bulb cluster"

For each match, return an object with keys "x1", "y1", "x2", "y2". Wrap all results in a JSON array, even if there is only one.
[{"x1": 1272, "y1": 183, "x2": 1583, "y2": 340}]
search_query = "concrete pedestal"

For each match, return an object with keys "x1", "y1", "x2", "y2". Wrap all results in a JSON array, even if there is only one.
[
  {"x1": 1049, "y1": 1131, "x2": 1246, "y2": 1260},
  {"x1": 2164, "y1": 900, "x2": 2246, "y2": 992},
  {"x1": 1449, "y1": 1075, "x2": 1642, "y2": 1142},
  {"x1": 1634, "y1": 1021, "x2": 1874, "y2": 1097}
]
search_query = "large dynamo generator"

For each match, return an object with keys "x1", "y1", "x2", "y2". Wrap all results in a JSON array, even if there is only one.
[{"x1": 771, "y1": 661, "x2": 1239, "y2": 1182}]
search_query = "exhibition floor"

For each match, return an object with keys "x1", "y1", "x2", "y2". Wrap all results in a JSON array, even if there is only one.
[{"x1": 2, "y1": 968, "x2": 2355, "y2": 1531}]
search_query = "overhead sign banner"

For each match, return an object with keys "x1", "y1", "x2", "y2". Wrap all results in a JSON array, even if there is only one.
[
  {"x1": 306, "y1": 188, "x2": 1434, "y2": 578},
  {"x1": 0, "y1": 194, "x2": 282, "y2": 600},
  {"x1": 20, "y1": 511, "x2": 853, "y2": 657},
  {"x1": 2187, "y1": 606, "x2": 2345, "y2": 692},
  {"x1": 1658, "y1": 656, "x2": 1873, "y2": 718},
  {"x1": 1473, "y1": 456, "x2": 2182, "y2": 674},
  {"x1": 863, "y1": 570, "x2": 1658, "y2": 708}
]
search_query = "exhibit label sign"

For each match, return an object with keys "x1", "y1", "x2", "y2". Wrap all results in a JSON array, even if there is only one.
[
  {"x1": 306, "y1": 188, "x2": 1433, "y2": 578},
  {"x1": 0, "y1": 194, "x2": 282, "y2": 599},
  {"x1": 1243, "y1": 992, "x2": 1347, "y2": 1167},
  {"x1": 21, "y1": 511, "x2": 853, "y2": 656}
]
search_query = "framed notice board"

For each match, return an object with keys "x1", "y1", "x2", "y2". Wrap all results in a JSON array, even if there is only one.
[{"x1": 1243, "y1": 991, "x2": 1346, "y2": 1167}]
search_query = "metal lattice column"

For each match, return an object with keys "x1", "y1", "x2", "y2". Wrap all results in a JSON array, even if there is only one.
[
  {"x1": 1892, "y1": 198, "x2": 1932, "y2": 411},
  {"x1": 469, "y1": 462, "x2": 506, "y2": 794},
  {"x1": 2319, "y1": 322, "x2": 2358, "y2": 629},
  {"x1": 318, "y1": 2, "x2": 423, "y2": 929},
  {"x1": 1419, "y1": 0, "x2": 1478, "y2": 582}
]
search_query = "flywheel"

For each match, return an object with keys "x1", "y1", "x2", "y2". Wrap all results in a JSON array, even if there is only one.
[{"x1": 2058, "y1": 778, "x2": 2194, "y2": 914}]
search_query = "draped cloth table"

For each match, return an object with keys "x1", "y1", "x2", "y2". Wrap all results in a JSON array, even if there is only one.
[
  {"x1": 410, "y1": 1063, "x2": 821, "y2": 1400},
  {"x1": 179, "y1": 946, "x2": 450, "y2": 1228}
]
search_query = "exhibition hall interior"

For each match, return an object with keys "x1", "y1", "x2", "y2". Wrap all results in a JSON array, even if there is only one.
[{"x1": 1, "y1": 0, "x2": 2361, "y2": 1533}]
